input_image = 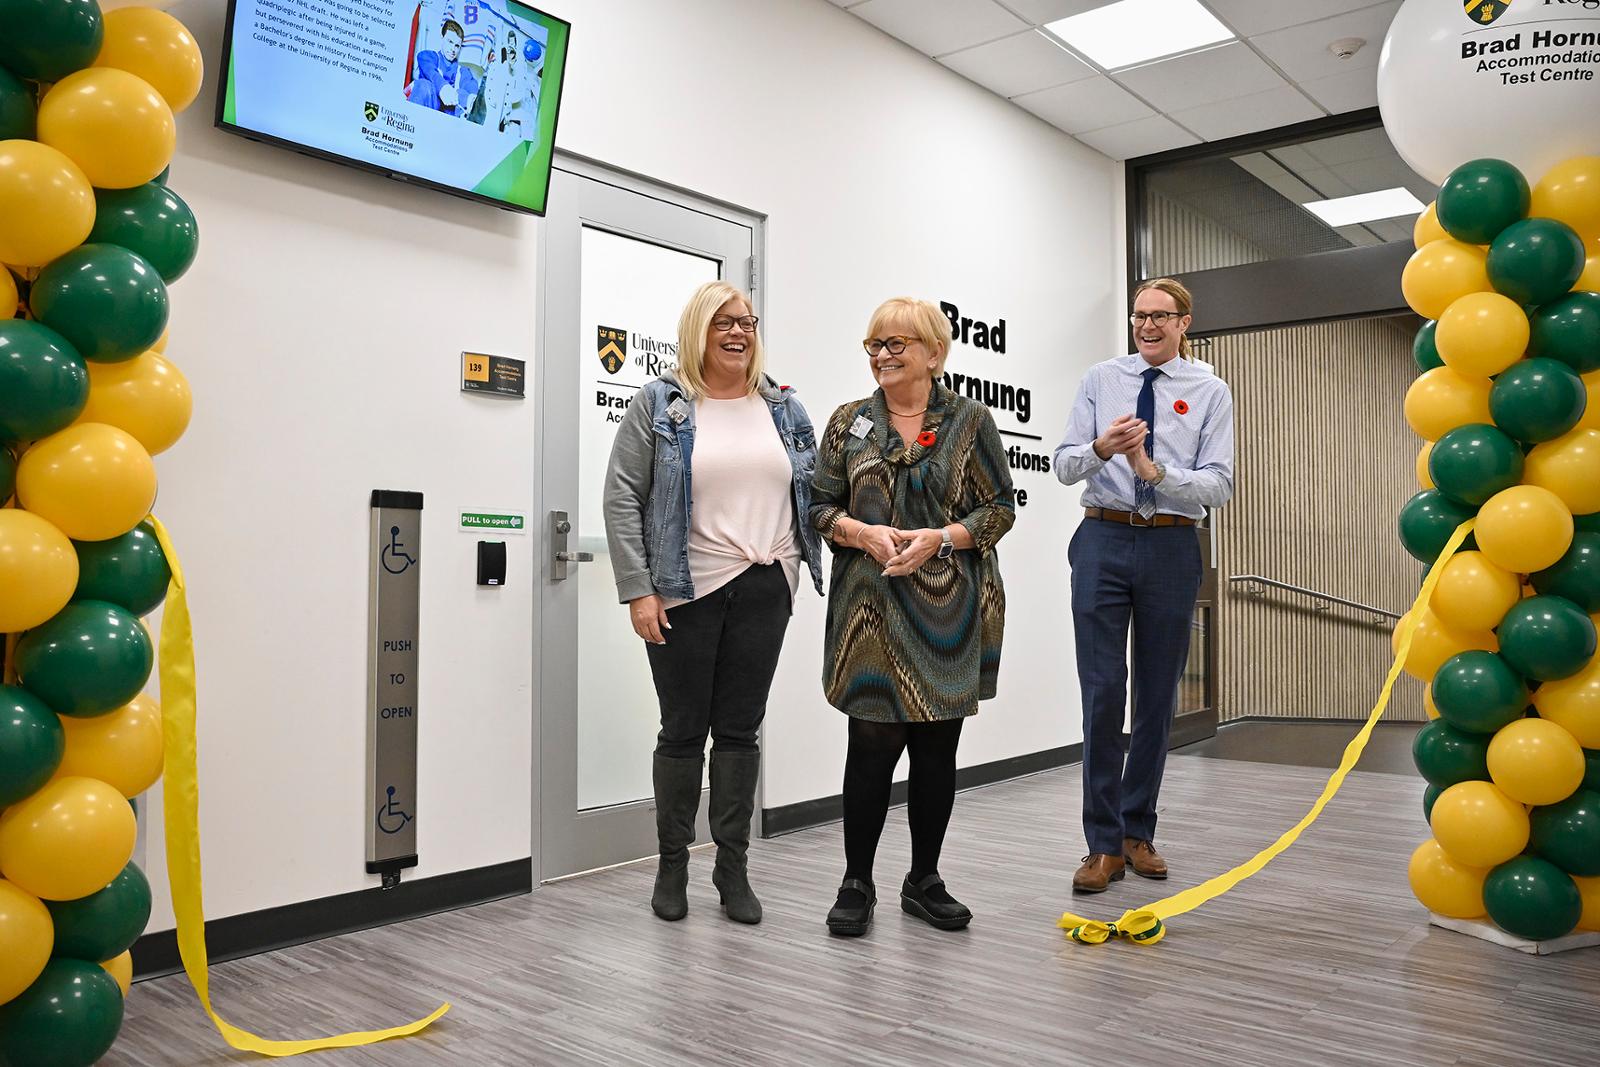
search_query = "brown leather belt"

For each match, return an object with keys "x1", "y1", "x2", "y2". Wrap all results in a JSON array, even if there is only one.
[{"x1": 1085, "y1": 507, "x2": 1196, "y2": 528}]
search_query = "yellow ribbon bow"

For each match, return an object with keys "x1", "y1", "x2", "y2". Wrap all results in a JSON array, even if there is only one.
[{"x1": 1058, "y1": 909, "x2": 1166, "y2": 946}]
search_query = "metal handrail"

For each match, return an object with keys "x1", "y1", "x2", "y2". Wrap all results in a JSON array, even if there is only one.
[{"x1": 1228, "y1": 574, "x2": 1402, "y2": 623}]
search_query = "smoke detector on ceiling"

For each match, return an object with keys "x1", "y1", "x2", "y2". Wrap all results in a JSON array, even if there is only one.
[{"x1": 1328, "y1": 37, "x2": 1366, "y2": 60}]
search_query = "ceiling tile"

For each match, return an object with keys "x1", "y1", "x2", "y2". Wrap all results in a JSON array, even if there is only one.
[
  {"x1": 1247, "y1": 2, "x2": 1401, "y2": 84},
  {"x1": 1075, "y1": 115, "x2": 1199, "y2": 159},
  {"x1": 1202, "y1": 0, "x2": 1390, "y2": 37},
  {"x1": 1297, "y1": 65, "x2": 1379, "y2": 113},
  {"x1": 1114, "y1": 41, "x2": 1287, "y2": 113},
  {"x1": 1169, "y1": 84, "x2": 1323, "y2": 141},
  {"x1": 940, "y1": 29, "x2": 1098, "y2": 97},
  {"x1": 851, "y1": 0, "x2": 1027, "y2": 57},
  {"x1": 997, "y1": 0, "x2": 1117, "y2": 22},
  {"x1": 1013, "y1": 75, "x2": 1153, "y2": 134},
  {"x1": 826, "y1": 0, "x2": 867, "y2": 7},
  {"x1": 1303, "y1": 127, "x2": 1397, "y2": 166}
]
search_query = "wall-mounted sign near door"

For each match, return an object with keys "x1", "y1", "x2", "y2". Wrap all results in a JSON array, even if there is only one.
[{"x1": 461, "y1": 352, "x2": 526, "y2": 398}]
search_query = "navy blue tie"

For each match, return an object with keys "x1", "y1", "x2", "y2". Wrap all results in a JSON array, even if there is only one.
[{"x1": 1134, "y1": 367, "x2": 1159, "y2": 517}]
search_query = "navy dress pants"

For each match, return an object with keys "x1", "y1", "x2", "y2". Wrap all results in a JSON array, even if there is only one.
[{"x1": 1068, "y1": 519, "x2": 1203, "y2": 856}]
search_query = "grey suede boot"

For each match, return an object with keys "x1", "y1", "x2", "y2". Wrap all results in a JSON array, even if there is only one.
[
  {"x1": 709, "y1": 749, "x2": 763, "y2": 924},
  {"x1": 651, "y1": 753, "x2": 703, "y2": 921}
]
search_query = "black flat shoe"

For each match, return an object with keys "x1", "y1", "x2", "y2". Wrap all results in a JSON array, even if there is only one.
[
  {"x1": 826, "y1": 877, "x2": 876, "y2": 937},
  {"x1": 900, "y1": 872, "x2": 972, "y2": 931}
]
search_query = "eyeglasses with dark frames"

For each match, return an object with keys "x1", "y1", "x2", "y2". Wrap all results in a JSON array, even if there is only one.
[
  {"x1": 862, "y1": 335, "x2": 918, "y2": 356},
  {"x1": 1130, "y1": 311, "x2": 1183, "y2": 327},
  {"x1": 712, "y1": 315, "x2": 759, "y2": 332}
]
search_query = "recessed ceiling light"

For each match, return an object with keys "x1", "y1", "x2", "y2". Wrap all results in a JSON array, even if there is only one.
[
  {"x1": 1044, "y1": 0, "x2": 1234, "y2": 71},
  {"x1": 1302, "y1": 188, "x2": 1426, "y2": 227}
]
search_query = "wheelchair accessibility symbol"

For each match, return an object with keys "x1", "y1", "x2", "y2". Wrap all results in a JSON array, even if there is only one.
[
  {"x1": 382, "y1": 526, "x2": 417, "y2": 575},
  {"x1": 377, "y1": 785, "x2": 413, "y2": 834}
]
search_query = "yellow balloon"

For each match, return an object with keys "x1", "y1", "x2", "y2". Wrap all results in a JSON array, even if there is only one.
[
  {"x1": 0, "y1": 140, "x2": 96, "y2": 268},
  {"x1": 0, "y1": 509, "x2": 80, "y2": 633},
  {"x1": 1408, "y1": 838, "x2": 1488, "y2": 919},
  {"x1": 1488, "y1": 717, "x2": 1587, "y2": 806},
  {"x1": 1523, "y1": 428, "x2": 1600, "y2": 516},
  {"x1": 0, "y1": 879, "x2": 53, "y2": 1006},
  {"x1": 0, "y1": 777, "x2": 136, "y2": 901},
  {"x1": 1580, "y1": 372, "x2": 1600, "y2": 433},
  {"x1": 53, "y1": 695, "x2": 163, "y2": 798},
  {"x1": 1393, "y1": 606, "x2": 1498, "y2": 682},
  {"x1": 1435, "y1": 292, "x2": 1530, "y2": 378},
  {"x1": 1430, "y1": 551, "x2": 1522, "y2": 633},
  {"x1": 94, "y1": 8, "x2": 205, "y2": 114},
  {"x1": 36, "y1": 69, "x2": 175, "y2": 190},
  {"x1": 1576, "y1": 874, "x2": 1600, "y2": 932},
  {"x1": 1534, "y1": 654, "x2": 1600, "y2": 747},
  {"x1": 1403, "y1": 238, "x2": 1492, "y2": 320},
  {"x1": 16, "y1": 423, "x2": 157, "y2": 542},
  {"x1": 1, "y1": 266, "x2": 16, "y2": 319},
  {"x1": 1531, "y1": 156, "x2": 1600, "y2": 245},
  {"x1": 1404, "y1": 366, "x2": 1494, "y2": 442},
  {"x1": 1424, "y1": 683, "x2": 1441, "y2": 720},
  {"x1": 1416, "y1": 441, "x2": 1435, "y2": 489},
  {"x1": 1414, "y1": 201, "x2": 1449, "y2": 247},
  {"x1": 1430, "y1": 780, "x2": 1530, "y2": 868},
  {"x1": 1577, "y1": 253, "x2": 1600, "y2": 294},
  {"x1": 99, "y1": 950, "x2": 132, "y2": 997},
  {"x1": 1475, "y1": 485, "x2": 1574, "y2": 574},
  {"x1": 76, "y1": 350, "x2": 193, "y2": 456}
]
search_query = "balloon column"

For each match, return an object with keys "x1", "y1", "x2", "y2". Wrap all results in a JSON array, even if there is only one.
[
  {"x1": 0, "y1": 0, "x2": 200, "y2": 1062},
  {"x1": 1398, "y1": 154, "x2": 1600, "y2": 943}
]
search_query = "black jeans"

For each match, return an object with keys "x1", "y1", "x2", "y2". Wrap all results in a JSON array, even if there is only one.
[{"x1": 646, "y1": 562, "x2": 792, "y2": 758}]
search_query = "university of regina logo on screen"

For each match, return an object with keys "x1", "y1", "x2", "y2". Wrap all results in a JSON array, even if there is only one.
[
  {"x1": 364, "y1": 101, "x2": 380, "y2": 122},
  {"x1": 597, "y1": 326, "x2": 627, "y2": 374},
  {"x1": 1464, "y1": 0, "x2": 1511, "y2": 24}
]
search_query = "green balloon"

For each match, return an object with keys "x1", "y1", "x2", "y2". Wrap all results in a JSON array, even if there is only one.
[
  {"x1": 14, "y1": 601, "x2": 153, "y2": 719},
  {"x1": 0, "y1": 959, "x2": 123, "y2": 1067},
  {"x1": 1432, "y1": 651, "x2": 1529, "y2": 734},
  {"x1": 1398, "y1": 489, "x2": 1476, "y2": 563},
  {"x1": 1529, "y1": 788, "x2": 1600, "y2": 877},
  {"x1": 29, "y1": 244, "x2": 170, "y2": 365},
  {"x1": 1498, "y1": 594, "x2": 1597, "y2": 681},
  {"x1": 1488, "y1": 357, "x2": 1586, "y2": 443},
  {"x1": 153, "y1": 164, "x2": 170, "y2": 185},
  {"x1": 1488, "y1": 217, "x2": 1588, "y2": 306},
  {"x1": 73, "y1": 520, "x2": 171, "y2": 616},
  {"x1": 0, "y1": 0, "x2": 104, "y2": 83},
  {"x1": 1423, "y1": 783, "x2": 1443, "y2": 822},
  {"x1": 0, "y1": 685, "x2": 64, "y2": 808},
  {"x1": 1414, "y1": 320, "x2": 1444, "y2": 372},
  {"x1": 1429, "y1": 423, "x2": 1523, "y2": 506},
  {"x1": 0, "y1": 319, "x2": 89, "y2": 446},
  {"x1": 1577, "y1": 511, "x2": 1600, "y2": 535},
  {"x1": 1527, "y1": 291, "x2": 1600, "y2": 375},
  {"x1": 87, "y1": 184, "x2": 200, "y2": 285},
  {"x1": 46, "y1": 862, "x2": 152, "y2": 961},
  {"x1": 1585, "y1": 749, "x2": 1600, "y2": 793},
  {"x1": 1532, "y1": 533, "x2": 1600, "y2": 614},
  {"x1": 0, "y1": 59, "x2": 35, "y2": 140},
  {"x1": 1413, "y1": 720, "x2": 1492, "y2": 788},
  {"x1": 1, "y1": 444, "x2": 14, "y2": 501},
  {"x1": 1437, "y1": 159, "x2": 1530, "y2": 245},
  {"x1": 1484, "y1": 856, "x2": 1582, "y2": 941}
]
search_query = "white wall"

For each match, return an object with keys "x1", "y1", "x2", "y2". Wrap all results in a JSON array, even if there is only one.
[{"x1": 142, "y1": 0, "x2": 1123, "y2": 932}]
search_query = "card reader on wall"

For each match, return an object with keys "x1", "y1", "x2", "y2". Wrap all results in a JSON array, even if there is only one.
[{"x1": 477, "y1": 541, "x2": 506, "y2": 586}]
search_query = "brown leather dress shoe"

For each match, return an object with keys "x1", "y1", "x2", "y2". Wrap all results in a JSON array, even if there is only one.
[
  {"x1": 1123, "y1": 838, "x2": 1168, "y2": 880},
  {"x1": 1072, "y1": 853, "x2": 1125, "y2": 893}
]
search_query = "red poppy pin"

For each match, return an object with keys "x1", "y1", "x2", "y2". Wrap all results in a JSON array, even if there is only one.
[
  {"x1": 917, "y1": 430, "x2": 937, "y2": 447},
  {"x1": 1173, "y1": 399, "x2": 1190, "y2": 415}
]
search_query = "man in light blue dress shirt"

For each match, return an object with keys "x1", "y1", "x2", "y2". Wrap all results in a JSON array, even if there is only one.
[{"x1": 1053, "y1": 279, "x2": 1235, "y2": 893}]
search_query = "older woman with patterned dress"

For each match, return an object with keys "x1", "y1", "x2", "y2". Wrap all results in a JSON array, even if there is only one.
[{"x1": 809, "y1": 297, "x2": 1016, "y2": 937}]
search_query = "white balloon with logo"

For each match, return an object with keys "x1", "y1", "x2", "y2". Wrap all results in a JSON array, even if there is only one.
[{"x1": 1378, "y1": 0, "x2": 1600, "y2": 185}]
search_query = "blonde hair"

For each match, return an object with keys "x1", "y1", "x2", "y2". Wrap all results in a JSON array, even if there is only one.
[
  {"x1": 1133, "y1": 277, "x2": 1195, "y2": 358},
  {"x1": 866, "y1": 297, "x2": 953, "y2": 377},
  {"x1": 675, "y1": 281, "x2": 764, "y2": 399}
]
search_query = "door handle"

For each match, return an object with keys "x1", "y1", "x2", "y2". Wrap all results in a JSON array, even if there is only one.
[
  {"x1": 550, "y1": 510, "x2": 594, "y2": 580},
  {"x1": 556, "y1": 550, "x2": 594, "y2": 563}
]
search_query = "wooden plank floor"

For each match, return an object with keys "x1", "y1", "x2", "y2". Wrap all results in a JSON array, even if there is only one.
[{"x1": 109, "y1": 752, "x2": 1600, "y2": 1066}]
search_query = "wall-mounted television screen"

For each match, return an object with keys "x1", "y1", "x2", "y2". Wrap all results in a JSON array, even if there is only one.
[{"x1": 217, "y1": 0, "x2": 570, "y2": 215}]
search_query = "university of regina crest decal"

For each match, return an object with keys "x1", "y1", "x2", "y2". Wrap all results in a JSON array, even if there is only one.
[
  {"x1": 597, "y1": 326, "x2": 627, "y2": 375},
  {"x1": 1464, "y1": 1, "x2": 1511, "y2": 25}
]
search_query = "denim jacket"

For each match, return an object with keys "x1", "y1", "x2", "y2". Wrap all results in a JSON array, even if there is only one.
[{"x1": 602, "y1": 370, "x2": 825, "y2": 604}]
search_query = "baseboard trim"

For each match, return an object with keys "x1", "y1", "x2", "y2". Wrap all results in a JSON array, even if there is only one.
[
  {"x1": 761, "y1": 743, "x2": 1082, "y2": 837},
  {"x1": 1218, "y1": 715, "x2": 1425, "y2": 727},
  {"x1": 131, "y1": 857, "x2": 532, "y2": 981}
]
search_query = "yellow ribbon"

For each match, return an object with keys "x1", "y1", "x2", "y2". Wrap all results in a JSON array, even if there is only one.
[
  {"x1": 1059, "y1": 519, "x2": 1473, "y2": 946},
  {"x1": 149, "y1": 516, "x2": 451, "y2": 1055}
]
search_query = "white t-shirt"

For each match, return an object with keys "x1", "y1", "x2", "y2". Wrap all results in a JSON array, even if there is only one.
[{"x1": 665, "y1": 393, "x2": 800, "y2": 608}]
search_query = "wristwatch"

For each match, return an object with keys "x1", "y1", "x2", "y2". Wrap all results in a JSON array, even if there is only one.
[
  {"x1": 1149, "y1": 461, "x2": 1167, "y2": 485},
  {"x1": 936, "y1": 530, "x2": 955, "y2": 559}
]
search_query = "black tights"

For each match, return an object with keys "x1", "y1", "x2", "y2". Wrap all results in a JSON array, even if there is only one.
[{"x1": 841, "y1": 718, "x2": 964, "y2": 888}]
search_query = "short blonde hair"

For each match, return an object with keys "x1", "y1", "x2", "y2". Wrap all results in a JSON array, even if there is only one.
[
  {"x1": 676, "y1": 281, "x2": 764, "y2": 399},
  {"x1": 866, "y1": 297, "x2": 952, "y2": 377}
]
